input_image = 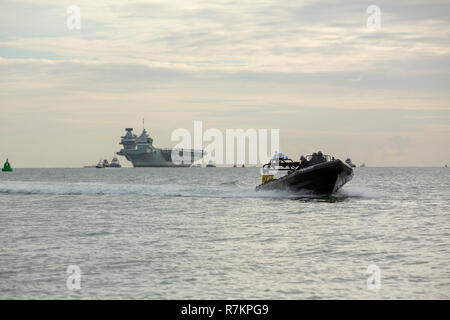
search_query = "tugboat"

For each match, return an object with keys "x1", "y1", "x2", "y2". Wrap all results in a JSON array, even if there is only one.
[
  {"x1": 256, "y1": 152, "x2": 353, "y2": 196},
  {"x1": 2, "y1": 159, "x2": 13, "y2": 172},
  {"x1": 206, "y1": 160, "x2": 216, "y2": 167},
  {"x1": 108, "y1": 156, "x2": 121, "y2": 168},
  {"x1": 95, "y1": 160, "x2": 104, "y2": 168}
]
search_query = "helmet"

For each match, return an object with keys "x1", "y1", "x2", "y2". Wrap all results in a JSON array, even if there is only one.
[{"x1": 318, "y1": 151, "x2": 323, "y2": 156}]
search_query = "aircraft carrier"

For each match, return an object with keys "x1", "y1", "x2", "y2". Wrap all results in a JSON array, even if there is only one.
[{"x1": 117, "y1": 128, "x2": 205, "y2": 167}]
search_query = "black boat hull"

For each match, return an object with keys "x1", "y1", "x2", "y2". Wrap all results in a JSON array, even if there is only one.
[{"x1": 256, "y1": 159, "x2": 353, "y2": 195}]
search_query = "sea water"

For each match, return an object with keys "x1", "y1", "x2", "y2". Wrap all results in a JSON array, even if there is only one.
[{"x1": 0, "y1": 167, "x2": 449, "y2": 299}]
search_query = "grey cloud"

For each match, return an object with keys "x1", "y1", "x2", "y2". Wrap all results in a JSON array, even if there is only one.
[{"x1": 2, "y1": 56, "x2": 449, "y2": 93}]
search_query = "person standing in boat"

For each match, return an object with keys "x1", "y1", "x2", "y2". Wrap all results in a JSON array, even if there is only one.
[
  {"x1": 317, "y1": 151, "x2": 326, "y2": 163},
  {"x1": 299, "y1": 155, "x2": 310, "y2": 168},
  {"x1": 309, "y1": 152, "x2": 318, "y2": 165}
]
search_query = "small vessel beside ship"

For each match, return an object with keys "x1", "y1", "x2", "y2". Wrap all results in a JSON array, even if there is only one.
[
  {"x1": 206, "y1": 160, "x2": 216, "y2": 167},
  {"x1": 109, "y1": 156, "x2": 121, "y2": 168},
  {"x1": 85, "y1": 156, "x2": 122, "y2": 168}
]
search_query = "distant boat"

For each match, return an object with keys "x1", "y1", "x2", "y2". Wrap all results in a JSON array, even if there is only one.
[
  {"x1": 206, "y1": 160, "x2": 216, "y2": 167},
  {"x1": 360, "y1": 163, "x2": 366, "y2": 167},
  {"x1": 191, "y1": 163, "x2": 202, "y2": 168},
  {"x1": 345, "y1": 158, "x2": 357, "y2": 168},
  {"x1": 2, "y1": 158, "x2": 13, "y2": 172},
  {"x1": 102, "y1": 159, "x2": 110, "y2": 167},
  {"x1": 108, "y1": 156, "x2": 121, "y2": 168},
  {"x1": 90, "y1": 158, "x2": 120, "y2": 168},
  {"x1": 83, "y1": 165, "x2": 96, "y2": 168}
]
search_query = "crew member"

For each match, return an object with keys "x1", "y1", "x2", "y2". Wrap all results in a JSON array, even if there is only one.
[
  {"x1": 309, "y1": 152, "x2": 318, "y2": 165},
  {"x1": 299, "y1": 155, "x2": 309, "y2": 168},
  {"x1": 317, "y1": 151, "x2": 326, "y2": 163}
]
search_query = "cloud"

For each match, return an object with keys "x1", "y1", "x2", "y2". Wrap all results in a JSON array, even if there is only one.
[{"x1": 1, "y1": 0, "x2": 450, "y2": 72}]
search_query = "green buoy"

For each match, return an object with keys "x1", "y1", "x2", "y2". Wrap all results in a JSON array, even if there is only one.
[{"x1": 2, "y1": 158, "x2": 12, "y2": 172}]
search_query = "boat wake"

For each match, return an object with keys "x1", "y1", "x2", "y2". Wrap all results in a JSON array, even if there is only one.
[
  {"x1": 0, "y1": 181, "x2": 288, "y2": 198},
  {"x1": 335, "y1": 186, "x2": 380, "y2": 198},
  {"x1": 0, "y1": 181, "x2": 379, "y2": 199}
]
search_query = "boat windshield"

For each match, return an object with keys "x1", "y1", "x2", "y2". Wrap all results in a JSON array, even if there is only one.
[{"x1": 261, "y1": 153, "x2": 334, "y2": 172}]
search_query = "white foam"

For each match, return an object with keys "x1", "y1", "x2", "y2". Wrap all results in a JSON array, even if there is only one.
[
  {"x1": 0, "y1": 181, "x2": 298, "y2": 199},
  {"x1": 336, "y1": 186, "x2": 380, "y2": 198},
  {"x1": 0, "y1": 181, "x2": 379, "y2": 199}
]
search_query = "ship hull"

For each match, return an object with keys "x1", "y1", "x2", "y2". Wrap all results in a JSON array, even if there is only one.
[{"x1": 119, "y1": 149, "x2": 200, "y2": 167}]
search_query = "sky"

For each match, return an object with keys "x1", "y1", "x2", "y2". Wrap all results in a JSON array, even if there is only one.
[{"x1": 0, "y1": 0, "x2": 449, "y2": 167}]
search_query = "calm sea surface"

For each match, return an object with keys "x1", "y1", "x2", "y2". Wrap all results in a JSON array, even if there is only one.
[{"x1": 0, "y1": 167, "x2": 449, "y2": 299}]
